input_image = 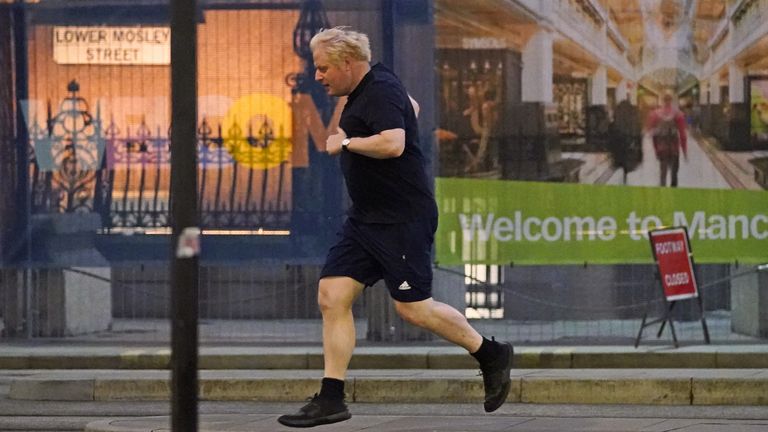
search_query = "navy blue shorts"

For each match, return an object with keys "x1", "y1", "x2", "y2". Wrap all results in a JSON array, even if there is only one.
[{"x1": 320, "y1": 217, "x2": 437, "y2": 302}]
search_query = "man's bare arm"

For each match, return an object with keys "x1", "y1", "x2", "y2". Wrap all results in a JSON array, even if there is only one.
[
  {"x1": 326, "y1": 94, "x2": 417, "y2": 158},
  {"x1": 326, "y1": 129, "x2": 404, "y2": 159}
]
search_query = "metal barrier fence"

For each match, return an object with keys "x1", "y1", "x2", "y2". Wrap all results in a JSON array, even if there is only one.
[{"x1": 2, "y1": 262, "x2": 763, "y2": 345}]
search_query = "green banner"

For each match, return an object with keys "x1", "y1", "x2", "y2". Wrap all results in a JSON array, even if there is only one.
[{"x1": 435, "y1": 177, "x2": 768, "y2": 265}]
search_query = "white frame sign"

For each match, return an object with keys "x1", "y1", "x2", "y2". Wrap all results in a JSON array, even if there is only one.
[{"x1": 53, "y1": 26, "x2": 171, "y2": 65}]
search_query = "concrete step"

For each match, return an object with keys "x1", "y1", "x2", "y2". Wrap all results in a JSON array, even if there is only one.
[
  {"x1": 9, "y1": 369, "x2": 768, "y2": 406},
  {"x1": 2, "y1": 345, "x2": 768, "y2": 370}
]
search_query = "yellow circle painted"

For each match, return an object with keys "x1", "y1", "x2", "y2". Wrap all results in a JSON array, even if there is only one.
[{"x1": 221, "y1": 93, "x2": 292, "y2": 169}]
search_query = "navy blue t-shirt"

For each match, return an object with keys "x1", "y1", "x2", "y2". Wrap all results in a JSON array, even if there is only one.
[{"x1": 338, "y1": 63, "x2": 437, "y2": 223}]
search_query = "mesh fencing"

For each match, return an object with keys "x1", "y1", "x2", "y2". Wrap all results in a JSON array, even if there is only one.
[
  {"x1": 2, "y1": 262, "x2": 760, "y2": 345},
  {"x1": 1, "y1": 0, "x2": 766, "y2": 348}
]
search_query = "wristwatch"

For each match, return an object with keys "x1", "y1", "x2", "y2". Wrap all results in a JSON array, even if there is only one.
[{"x1": 341, "y1": 138, "x2": 351, "y2": 152}]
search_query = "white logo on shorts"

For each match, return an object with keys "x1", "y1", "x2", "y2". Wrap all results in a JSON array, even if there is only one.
[{"x1": 398, "y1": 281, "x2": 411, "y2": 291}]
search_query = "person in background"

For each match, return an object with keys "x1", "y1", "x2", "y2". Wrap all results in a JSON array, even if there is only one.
[
  {"x1": 609, "y1": 98, "x2": 643, "y2": 184},
  {"x1": 647, "y1": 91, "x2": 687, "y2": 187}
]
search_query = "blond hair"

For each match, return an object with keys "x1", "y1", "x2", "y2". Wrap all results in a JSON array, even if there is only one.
[{"x1": 310, "y1": 27, "x2": 371, "y2": 65}]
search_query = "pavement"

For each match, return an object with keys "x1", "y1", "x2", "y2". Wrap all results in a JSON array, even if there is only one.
[
  {"x1": 2, "y1": 343, "x2": 768, "y2": 431},
  {"x1": 4, "y1": 400, "x2": 768, "y2": 432},
  {"x1": 82, "y1": 411, "x2": 768, "y2": 432}
]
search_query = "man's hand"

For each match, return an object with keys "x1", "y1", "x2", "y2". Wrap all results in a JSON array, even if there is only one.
[{"x1": 326, "y1": 129, "x2": 347, "y2": 155}]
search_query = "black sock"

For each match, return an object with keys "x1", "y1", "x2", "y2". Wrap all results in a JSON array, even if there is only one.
[
  {"x1": 471, "y1": 336, "x2": 502, "y2": 366},
  {"x1": 318, "y1": 377, "x2": 345, "y2": 401}
]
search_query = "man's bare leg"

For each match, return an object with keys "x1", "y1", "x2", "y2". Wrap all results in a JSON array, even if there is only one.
[
  {"x1": 318, "y1": 276, "x2": 365, "y2": 379},
  {"x1": 278, "y1": 276, "x2": 363, "y2": 427},
  {"x1": 394, "y1": 297, "x2": 513, "y2": 412},
  {"x1": 394, "y1": 298, "x2": 482, "y2": 351}
]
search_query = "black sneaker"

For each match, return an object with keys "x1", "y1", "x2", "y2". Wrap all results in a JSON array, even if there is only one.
[
  {"x1": 277, "y1": 393, "x2": 351, "y2": 428},
  {"x1": 480, "y1": 341, "x2": 514, "y2": 412}
]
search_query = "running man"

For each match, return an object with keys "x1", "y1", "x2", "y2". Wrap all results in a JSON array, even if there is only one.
[{"x1": 278, "y1": 27, "x2": 514, "y2": 428}]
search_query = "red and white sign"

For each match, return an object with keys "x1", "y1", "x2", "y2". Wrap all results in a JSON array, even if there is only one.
[{"x1": 649, "y1": 227, "x2": 698, "y2": 301}]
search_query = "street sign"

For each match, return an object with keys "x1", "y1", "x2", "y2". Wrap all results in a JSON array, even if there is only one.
[
  {"x1": 53, "y1": 26, "x2": 170, "y2": 65},
  {"x1": 636, "y1": 226, "x2": 709, "y2": 348},
  {"x1": 649, "y1": 227, "x2": 698, "y2": 301}
]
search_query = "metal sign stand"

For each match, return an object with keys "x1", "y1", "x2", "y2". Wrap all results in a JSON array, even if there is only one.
[
  {"x1": 635, "y1": 227, "x2": 710, "y2": 348},
  {"x1": 634, "y1": 284, "x2": 681, "y2": 348}
]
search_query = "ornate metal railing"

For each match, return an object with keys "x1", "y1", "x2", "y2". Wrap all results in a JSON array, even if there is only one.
[{"x1": 27, "y1": 81, "x2": 292, "y2": 231}]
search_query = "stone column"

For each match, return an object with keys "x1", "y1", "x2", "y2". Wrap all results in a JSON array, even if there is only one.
[
  {"x1": 587, "y1": 65, "x2": 609, "y2": 150},
  {"x1": 34, "y1": 267, "x2": 112, "y2": 337},
  {"x1": 709, "y1": 75, "x2": 726, "y2": 143},
  {"x1": 28, "y1": 213, "x2": 112, "y2": 336},
  {"x1": 522, "y1": 30, "x2": 553, "y2": 104},
  {"x1": 616, "y1": 80, "x2": 630, "y2": 103},
  {"x1": 591, "y1": 65, "x2": 608, "y2": 106},
  {"x1": 505, "y1": 29, "x2": 562, "y2": 181},
  {"x1": 709, "y1": 75, "x2": 721, "y2": 104},
  {"x1": 727, "y1": 62, "x2": 750, "y2": 150},
  {"x1": 729, "y1": 63, "x2": 745, "y2": 103},
  {"x1": 731, "y1": 265, "x2": 768, "y2": 338},
  {"x1": 699, "y1": 81, "x2": 709, "y2": 106},
  {"x1": 629, "y1": 81, "x2": 638, "y2": 106},
  {"x1": 699, "y1": 80, "x2": 711, "y2": 135}
]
